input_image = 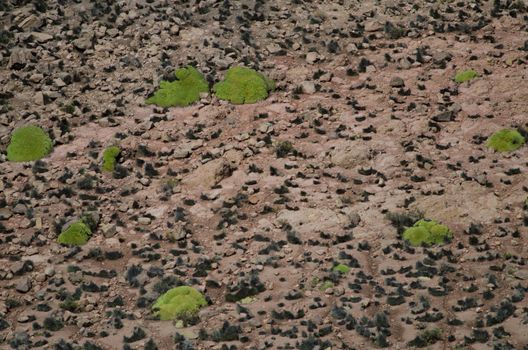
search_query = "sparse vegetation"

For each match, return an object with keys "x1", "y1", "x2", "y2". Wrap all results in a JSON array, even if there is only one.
[
  {"x1": 146, "y1": 66, "x2": 208, "y2": 107},
  {"x1": 486, "y1": 129, "x2": 525, "y2": 152},
  {"x1": 333, "y1": 264, "x2": 350, "y2": 274},
  {"x1": 402, "y1": 219, "x2": 452, "y2": 246},
  {"x1": 408, "y1": 327, "x2": 442, "y2": 347},
  {"x1": 319, "y1": 280, "x2": 334, "y2": 291},
  {"x1": 2, "y1": 2, "x2": 527, "y2": 348},
  {"x1": 152, "y1": 286, "x2": 207, "y2": 322},
  {"x1": 454, "y1": 69, "x2": 478, "y2": 83},
  {"x1": 57, "y1": 221, "x2": 92, "y2": 246},
  {"x1": 102, "y1": 146, "x2": 120, "y2": 172},
  {"x1": 7, "y1": 125, "x2": 53, "y2": 162},
  {"x1": 275, "y1": 140, "x2": 294, "y2": 158},
  {"x1": 213, "y1": 66, "x2": 274, "y2": 104}
]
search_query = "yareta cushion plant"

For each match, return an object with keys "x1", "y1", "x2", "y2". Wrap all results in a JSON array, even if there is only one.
[
  {"x1": 486, "y1": 129, "x2": 525, "y2": 152},
  {"x1": 213, "y1": 66, "x2": 274, "y2": 104},
  {"x1": 152, "y1": 286, "x2": 207, "y2": 322},
  {"x1": 403, "y1": 219, "x2": 452, "y2": 247},
  {"x1": 102, "y1": 146, "x2": 120, "y2": 172},
  {"x1": 454, "y1": 69, "x2": 478, "y2": 83},
  {"x1": 146, "y1": 66, "x2": 209, "y2": 107},
  {"x1": 333, "y1": 264, "x2": 351, "y2": 274},
  {"x1": 7, "y1": 125, "x2": 53, "y2": 162},
  {"x1": 57, "y1": 221, "x2": 92, "y2": 246}
]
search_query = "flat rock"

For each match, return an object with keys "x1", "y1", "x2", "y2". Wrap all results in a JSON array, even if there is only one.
[
  {"x1": 514, "y1": 270, "x2": 528, "y2": 280},
  {"x1": 300, "y1": 81, "x2": 316, "y2": 94},
  {"x1": 0, "y1": 208, "x2": 12, "y2": 220},
  {"x1": 30, "y1": 32, "x2": 53, "y2": 43},
  {"x1": 73, "y1": 34, "x2": 94, "y2": 50},
  {"x1": 15, "y1": 277, "x2": 32, "y2": 293},
  {"x1": 330, "y1": 142, "x2": 370, "y2": 169},
  {"x1": 277, "y1": 208, "x2": 351, "y2": 234},
  {"x1": 8, "y1": 49, "x2": 32, "y2": 70},
  {"x1": 182, "y1": 158, "x2": 236, "y2": 190}
]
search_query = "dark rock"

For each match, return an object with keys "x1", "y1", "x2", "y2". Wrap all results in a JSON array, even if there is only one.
[
  {"x1": 432, "y1": 111, "x2": 455, "y2": 122},
  {"x1": 390, "y1": 77, "x2": 405, "y2": 88}
]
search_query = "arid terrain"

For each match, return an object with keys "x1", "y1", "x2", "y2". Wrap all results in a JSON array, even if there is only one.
[{"x1": 1, "y1": 0, "x2": 527, "y2": 349}]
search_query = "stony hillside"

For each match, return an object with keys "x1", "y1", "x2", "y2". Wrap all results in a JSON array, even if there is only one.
[{"x1": 1, "y1": 1, "x2": 527, "y2": 349}]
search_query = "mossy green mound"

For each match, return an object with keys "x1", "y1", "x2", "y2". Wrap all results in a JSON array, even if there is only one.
[
  {"x1": 319, "y1": 280, "x2": 334, "y2": 291},
  {"x1": 486, "y1": 129, "x2": 525, "y2": 152},
  {"x1": 403, "y1": 219, "x2": 452, "y2": 247},
  {"x1": 333, "y1": 264, "x2": 350, "y2": 274},
  {"x1": 152, "y1": 286, "x2": 207, "y2": 321},
  {"x1": 146, "y1": 66, "x2": 208, "y2": 108},
  {"x1": 454, "y1": 69, "x2": 478, "y2": 83},
  {"x1": 213, "y1": 66, "x2": 274, "y2": 104},
  {"x1": 6, "y1": 125, "x2": 52, "y2": 162},
  {"x1": 102, "y1": 146, "x2": 120, "y2": 172},
  {"x1": 57, "y1": 221, "x2": 92, "y2": 246}
]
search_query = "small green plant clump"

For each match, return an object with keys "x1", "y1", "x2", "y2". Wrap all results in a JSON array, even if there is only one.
[
  {"x1": 152, "y1": 286, "x2": 207, "y2": 322},
  {"x1": 454, "y1": 69, "x2": 478, "y2": 83},
  {"x1": 275, "y1": 140, "x2": 294, "y2": 158},
  {"x1": 57, "y1": 221, "x2": 92, "y2": 246},
  {"x1": 6, "y1": 125, "x2": 53, "y2": 162},
  {"x1": 213, "y1": 66, "x2": 274, "y2": 104},
  {"x1": 333, "y1": 264, "x2": 351, "y2": 274},
  {"x1": 486, "y1": 129, "x2": 525, "y2": 152},
  {"x1": 408, "y1": 327, "x2": 442, "y2": 347},
  {"x1": 402, "y1": 219, "x2": 452, "y2": 247},
  {"x1": 102, "y1": 146, "x2": 120, "y2": 172},
  {"x1": 59, "y1": 296, "x2": 82, "y2": 313},
  {"x1": 146, "y1": 66, "x2": 209, "y2": 107},
  {"x1": 319, "y1": 280, "x2": 334, "y2": 291}
]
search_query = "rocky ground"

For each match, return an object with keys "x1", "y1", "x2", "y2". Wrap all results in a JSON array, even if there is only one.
[{"x1": 1, "y1": 0, "x2": 528, "y2": 349}]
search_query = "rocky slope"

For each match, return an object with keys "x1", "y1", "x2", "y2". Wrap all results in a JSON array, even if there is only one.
[{"x1": 1, "y1": 0, "x2": 527, "y2": 349}]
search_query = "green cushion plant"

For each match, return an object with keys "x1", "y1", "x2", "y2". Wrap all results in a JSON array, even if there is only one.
[
  {"x1": 486, "y1": 129, "x2": 525, "y2": 152},
  {"x1": 152, "y1": 286, "x2": 207, "y2": 322},
  {"x1": 146, "y1": 66, "x2": 209, "y2": 107},
  {"x1": 333, "y1": 264, "x2": 351, "y2": 274},
  {"x1": 213, "y1": 66, "x2": 274, "y2": 104},
  {"x1": 6, "y1": 125, "x2": 52, "y2": 162},
  {"x1": 402, "y1": 219, "x2": 452, "y2": 247},
  {"x1": 57, "y1": 221, "x2": 92, "y2": 246},
  {"x1": 102, "y1": 146, "x2": 120, "y2": 172},
  {"x1": 454, "y1": 69, "x2": 478, "y2": 83},
  {"x1": 318, "y1": 280, "x2": 334, "y2": 291}
]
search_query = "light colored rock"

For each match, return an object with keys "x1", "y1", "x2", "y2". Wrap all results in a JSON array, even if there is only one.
[
  {"x1": 44, "y1": 267, "x2": 55, "y2": 277},
  {"x1": 266, "y1": 43, "x2": 282, "y2": 54},
  {"x1": 15, "y1": 277, "x2": 32, "y2": 293},
  {"x1": 300, "y1": 81, "x2": 316, "y2": 94},
  {"x1": 365, "y1": 21, "x2": 383, "y2": 32},
  {"x1": 346, "y1": 43, "x2": 358, "y2": 53},
  {"x1": 306, "y1": 52, "x2": 318, "y2": 64},
  {"x1": 137, "y1": 217, "x2": 151, "y2": 225},
  {"x1": 8, "y1": 48, "x2": 32, "y2": 69},
  {"x1": 34, "y1": 91, "x2": 44, "y2": 105},
  {"x1": 0, "y1": 208, "x2": 12, "y2": 220},
  {"x1": 73, "y1": 34, "x2": 94, "y2": 50},
  {"x1": 514, "y1": 270, "x2": 528, "y2": 280},
  {"x1": 277, "y1": 208, "x2": 352, "y2": 234},
  {"x1": 182, "y1": 158, "x2": 235, "y2": 190},
  {"x1": 101, "y1": 224, "x2": 117, "y2": 238},
  {"x1": 31, "y1": 32, "x2": 53, "y2": 43},
  {"x1": 330, "y1": 143, "x2": 370, "y2": 169}
]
